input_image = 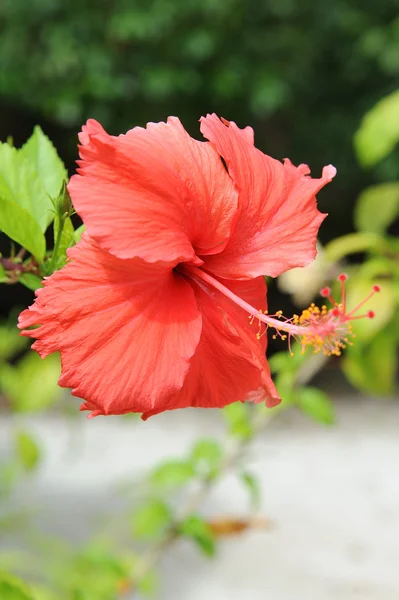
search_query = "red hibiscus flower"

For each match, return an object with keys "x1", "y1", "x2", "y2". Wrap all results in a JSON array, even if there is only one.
[{"x1": 18, "y1": 115, "x2": 336, "y2": 419}]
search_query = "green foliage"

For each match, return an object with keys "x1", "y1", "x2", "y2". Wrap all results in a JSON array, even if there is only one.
[
  {"x1": 354, "y1": 182, "x2": 399, "y2": 234},
  {"x1": 191, "y1": 439, "x2": 222, "y2": 478},
  {"x1": 0, "y1": 127, "x2": 70, "y2": 282},
  {"x1": 342, "y1": 324, "x2": 398, "y2": 395},
  {"x1": 223, "y1": 402, "x2": 253, "y2": 439},
  {"x1": 0, "y1": 196, "x2": 46, "y2": 261},
  {"x1": 150, "y1": 460, "x2": 195, "y2": 489},
  {"x1": 297, "y1": 387, "x2": 335, "y2": 425},
  {"x1": 178, "y1": 515, "x2": 216, "y2": 557},
  {"x1": 130, "y1": 499, "x2": 173, "y2": 540},
  {"x1": 0, "y1": 352, "x2": 62, "y2": 412},
  {"x1": 0, "y1": 572, "x2": 35, "y2": 600},
  {"x1": 240, "y1": 471, "x2": 261, "y2": 509},
  {"x1": 355, "y1": 89, "x2": 399, "y2": 166},
  {"x1": 20, "y1": 126, "x2": 67, "y2": 200},
  {"x1": 14, "y1": 430, "x2": 41, "y2": 473}
]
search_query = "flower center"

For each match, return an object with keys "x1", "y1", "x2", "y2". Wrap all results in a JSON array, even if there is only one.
[{"x1": 183, "y1": 266, "x2": 380, "y2": 357}]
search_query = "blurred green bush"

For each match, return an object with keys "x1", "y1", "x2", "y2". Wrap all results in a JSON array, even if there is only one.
[{"x1": 1, "y1": 0, "x2": 399, "y2": 188}]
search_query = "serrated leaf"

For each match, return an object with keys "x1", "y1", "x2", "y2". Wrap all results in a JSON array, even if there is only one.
[
  {"x1": 150, "y1": 460, "x2": 195, "y2": 488},
  {"x1": 0, "y1": 196, "x2": 46, "y2": 260},
  {"x1": 240, "y1": 471, "x2": 261, "y2": 509},
  {"x1": 223, "y1": 402, "x2": 253, "y2": 439},
  {"x1": 297, "y1": 387, "x2": 335, "y2": 425},
  {"x1": 355, "y1": 183, "x2": 399, "y2": 234},
  {"x1": 130, "y1": 499, "x2": 172, "y2": 540},
  {"x1": 14, "y1": 431, "x2": 41, "y2": 472},
  {"x1": 354, "y1": 89, "x2": 399, "y2": 166},
  {"x1": 20, "y1": 126, "x2": 67, "y2": 200},
  {"x1": 179, "y1": 515, "x2": 216, "y2": 556},
  {"x1": 0, "y1": 142, "x2": 53, "y2": 230},
  {"x1": 0, "y1": 572, "x2": 35, "y2": 600}
]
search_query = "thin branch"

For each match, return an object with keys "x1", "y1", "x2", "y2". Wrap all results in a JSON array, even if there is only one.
[{"x1": 129, "y1": 352, "x2": 326, "y2": 594}]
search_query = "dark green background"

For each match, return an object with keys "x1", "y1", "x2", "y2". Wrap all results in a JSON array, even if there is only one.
[{"x1": 1, "y1": 0, "x2": 399, "y2": 314}]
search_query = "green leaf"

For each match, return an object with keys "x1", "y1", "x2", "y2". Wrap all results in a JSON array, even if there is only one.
[
  {"x1": 297, "y1": 387, "x2": 335, "y2": 425},
  {"x1": 0, "y1": 572, "x2": 35, "y2": 600},
  {"x1": 20, "y1": 126, "x2": 67, "y2": 201},
  {"x1": 51, "y1": 215, "x2": 75, "y2": 270},
  {"x1": 0, "y1": 196, "x2": 46, "y2": 261},
  {"x1": 191, "y1": 439, "x2": 222, "y2": 476},
  {"x1": 240, "y1": 471, "x2": 261, "y2": 509},
  {"x1": 345, "y1": 279, "x2": 396, "y2": 342},
  {"x1": 178, "y1": 515, "x2": 216, "y2": 557},
  {"x1": 354, "y1": 89, "x2": 399, "y2": 166},
  {"x1": 0, "y1": 263, "x2": 7, "y2": 283},
  {"x1": 0, "y1": 320, "x2": 28, "y2": 362},
  {"x1": 74, "y1": 224, "x2": 85, "y2": 243},
  {"x1": 324, "y1": 232, "x2": 388, "y2": 263},
  {"x1": 150, "y1": 460, "x2": 195, "y2": 489},
  {"x1": 355, "y1": 183, "x2": 399, "y2": 234},
  {"x1": 0, "y1": 352, "x2": 62, "y2": 412},
  {"x1": 19, "y1": 273, "x2": 43, "y2": 291},
  {"x1": 342, "y1": 326, "x2": 397, "y2": 396},
  {"x1": 0, "y1": 142, "x2": 53, "y2": 231},
  {"x1": 14, "y1": 430, "x2": 41, "y2": 472},
  {"x1": 137, "y1": 570, "x2": 158, "y2": 597},
  {"x1": 130, "y1": 499, "x2": 172, "y2": 540},
  {"x1": 223, "y1": 402, "x2": 253, "y2": 439}
]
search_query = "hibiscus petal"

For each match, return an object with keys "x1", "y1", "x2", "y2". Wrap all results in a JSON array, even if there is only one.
[
  {"x1": 200, "y1": 114, "x2": 336, "y2": 279},
  {"x1": 18, "y1": 235, "x2": 202, "y2": 416},
  {"x1": 68, "y1": 117, "x2": 238, "y2": 265},
  {"x1": 142, "y1": 275, "x2": 279, "y2": 419}
]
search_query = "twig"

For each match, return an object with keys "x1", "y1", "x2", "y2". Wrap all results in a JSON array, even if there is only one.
[{"x1": 129, "y1": 352, "x2": 327, "y2": 593}]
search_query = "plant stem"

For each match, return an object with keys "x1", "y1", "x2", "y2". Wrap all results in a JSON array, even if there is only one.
[{"x1": 130, "y1": 352, "x2": 327, "y2": 594}]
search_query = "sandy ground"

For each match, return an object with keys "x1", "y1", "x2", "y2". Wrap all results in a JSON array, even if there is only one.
[{"x1": 0, "y1": 394, "x2": 398, "y2": 599}]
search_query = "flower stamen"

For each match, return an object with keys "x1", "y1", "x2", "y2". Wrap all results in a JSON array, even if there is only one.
[{"x1": 184, "y1": 267, "x2": 379, "y2": 358}]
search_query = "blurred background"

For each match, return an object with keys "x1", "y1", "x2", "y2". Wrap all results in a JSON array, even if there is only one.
[{"x1": 0, "y1": 1, "x2": 399, "y2": 599}]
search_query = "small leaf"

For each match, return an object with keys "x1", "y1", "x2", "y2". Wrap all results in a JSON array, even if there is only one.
[
  {"x1": 20, "y1": 126, "x2": 67, "y2": 201},
  {"x1": 324, "y1": 232, "x2": 388, "y2": 263},
  {"x1": 130, "y1": 499, "x2": 172, "y2": 540},
  {"x1": 74, "y1": 224, "x2": 85, "y2": 243},
  {"x1": 14, "y1": 431, "x2": 41, "y2": 472},
  {"x1": 0, "y1": 263, "x2": 7, "y2": 282},
  {"x1": 297, "y1": 387, "x2": 335, "y2": 425},
  {"x1": 178, "y1": 515, "x2": 216, "y2": 557},
  {"x1": 150, "y1": 460, "x2": 195, "y2": 488},
  {"x1": 355, "y1": 89, "x2": 399, "y2": 166},
  {"x1": 136, "y1": 571, "x2": 159, "y2": 597},
  {"x1": 0, "y1": 142, "x2": 53, "y2": 231},
  {"x1": 19, "y1": 273, "x2": 43, "y2": 291},
  {"x1": 0, "y1": 196, "x2": 46, "y2": 260},
  {"x1": 0, "y1": 572, "x2": 35, "y2": 600},
  {"x1": 223, "y1": 402, "x2": 253, "y2": 439},
  {"x1": 51, "y1": 215, "x2": 75, "y2": 270},
  {"x1": 191, "y1": 439, "x2": 222, "y2": 476},
  {"x1": 355, "y1": 183, "x2": 399, "y2": 234},
  {"x1": 240, "y1": 471, "x2": 261, "y2": 509}
]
